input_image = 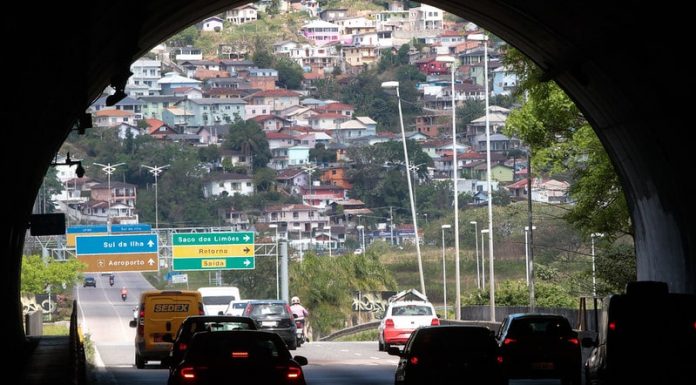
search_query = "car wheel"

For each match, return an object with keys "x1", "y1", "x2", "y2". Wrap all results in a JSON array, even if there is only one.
[
  {"x1": 135, "y1": 353, "x2": 145, "y2": 369},
  {"x1": 378, "y1": 339, "x2": 385, "y2": 351}
]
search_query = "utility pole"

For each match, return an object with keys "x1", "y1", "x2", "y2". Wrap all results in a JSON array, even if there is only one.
[{"x1": 389, "y1": 206, "x2": 394, "y2": 246}]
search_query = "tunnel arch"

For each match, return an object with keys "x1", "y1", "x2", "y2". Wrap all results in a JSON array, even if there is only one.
[{"x1": 6, "y1": 0, "x2": 694, "y2": 355}]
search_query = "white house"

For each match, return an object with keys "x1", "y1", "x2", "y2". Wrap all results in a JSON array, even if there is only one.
[
  {"x1": 201, "y1": 16, "x2": 224, "y2": 32},
  {"x1": 202, "y1": 173, "x2": 255, "y2": 197}
]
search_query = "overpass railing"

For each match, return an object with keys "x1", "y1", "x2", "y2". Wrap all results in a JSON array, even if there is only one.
[{"x1": 69, "y1": 300, "x2": 86, "y2": 385}]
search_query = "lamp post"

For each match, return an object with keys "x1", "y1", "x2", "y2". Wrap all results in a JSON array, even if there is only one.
[
  {"x1": 357, "y1": 225, "x2": 366, "y2": 256},
  {"x1": 470, "y1": 221, "x2": 480, "y2": 289},
  {"x1": 269, "y1": 224, "x2": 279, "y2": 299},
  {"x1": 591, "y1": 232, "x2": 604, "y2": 331},
  {"x1": 470, "y1": 32, "x2": 495, "y2": 322},
  {"x1": 436, "y1": 55, "x2": 461, "y2": 319},
  {"x1": 481, "y1": 229, "x2": 489, "y2": 288},
  {"x1": 441, "y1": 224, "x2": 451, "y2": 319},
  {"x1": 327, "y1": 226, "x2": 332, "y2": 257},
  {"x1": 524, "y1": 225, "x2": 536, "y2": 286},
  {"x1": 94, "y1": 162, "x2": 125, "y2": 228},
  {"x1": 381, "y1": 80, "x2": 426, "y2": 296},
  {"x1": 141, "y1": 164, "x2": 170, "y2": 229}
]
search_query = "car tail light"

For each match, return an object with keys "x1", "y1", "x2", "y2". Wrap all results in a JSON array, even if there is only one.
[
  {"x1": 180, "y1": 367, "x2": 196, "y2": 380},
  {"x1": 692, "y1": 321, "x2": 695, "y2": 330},
  {"x1": 503, "y1": 338, "x2": 517, "y2": 345},
  {"x1": 287, "y1": 366, "x2": 302, "y2": 380},
  {"x1": 431, "y1": 318, "x2": 440, "y2": 326},
  {"x1": 497, "y1": 356, "x2": 504, "y2": 364},
  {"x1": 178, "y1": 343, "x2": 188, "y2": 351},
  {"x1": 231, "y1": 351, "x2": 249, "y2": 359},
  {"x1": 137, "y1": 324, "x2": 144, "y2": 336},
  {"x1": 567, "y1": 337, "x2": 579, "y2": 345},
  {"x1": 198, "y1": 303, "x2": 205, "y2": 315},
  {"x1": 409, "y1": 356, "x2": 419, "y2": 365},
  {"x1": 608, "y1": 321, "x2": 616, "y2": 331}
]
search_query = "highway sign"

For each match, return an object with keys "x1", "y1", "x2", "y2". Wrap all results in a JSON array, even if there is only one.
[
  {"x1": 76, "y1": 234, "x2": 159, "y2": 273},
  {"x1": 111, "y1": 224, "x2": 152, "y2": 233},
  {"x1": 66, "y1": 225, "x2": 108, "y2": 247},
  {"x1": 77, "y1": 254, "x2": 159, "y2": 273},
  {"x1": 171, "y1": 273, "x2": 189, "y2": 284},
  {"x1": 171, "y1": 232, "x2": 255, "y2": 271}
]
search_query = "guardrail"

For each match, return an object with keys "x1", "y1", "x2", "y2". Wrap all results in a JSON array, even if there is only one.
[
  {"x1": 320, "y1": 319, "x2": 502, "y2": 341},
  {"x1": 69, "y1": 300, "x2": 86, "y2": 385}
]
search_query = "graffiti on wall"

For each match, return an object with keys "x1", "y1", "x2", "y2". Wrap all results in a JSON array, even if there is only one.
[
  {"x1": 351, "y1": 291, "x2": 396, "y2": 320},
  {"x1": 21, "y1": 294, "x2": 61, "y2": 315}
]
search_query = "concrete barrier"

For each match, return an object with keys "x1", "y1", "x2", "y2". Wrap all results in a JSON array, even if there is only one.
[{"x1": 24, "y1": 311, "x2": 43, "y2": 336}]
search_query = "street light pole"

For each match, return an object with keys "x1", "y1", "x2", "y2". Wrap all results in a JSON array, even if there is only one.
[
  {"x1": 141, "y1": 164, "x2": 170, "y2": 229},
  {"x1": 481, "y1": 229, "x2": 489, "y2": 288},
  {"x1": 357, "y1": 225, "x2": 366, "y2": 256},
  {"x1": 328, "y1": 226, "x2": 332, "y2": 257},
  {"x1": 382, "y1": 81, "x2": 426, "y2": 296},
  {"x1": 437, "y1": 55, "x2": 461, "y2": 319},
  {"x1": 524, "y1": 225, "x2": 536, "y2": 286},
  {"x1": 591, "y1": 232, "x2": 604, "y2": 330},
  {"x1": 441, "y1": 224, "x2": 451, "y2": 319},
  {"x1": 94, "y1": 162, "x2": 125, "y2": 229},
  {"x1": 270, "y1": 224, "x2": 279, "y2": 299},
  {"x1": 470, "y1": 221, "x2": 479, "y2": 289}
]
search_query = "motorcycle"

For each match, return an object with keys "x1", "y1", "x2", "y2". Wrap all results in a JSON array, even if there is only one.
[
  {"x1": 109, "y1": 276, "x2": 114, "y2": 287},
  {"x1": 294, "y1": 317, "x2": 306, "y2": 346}
]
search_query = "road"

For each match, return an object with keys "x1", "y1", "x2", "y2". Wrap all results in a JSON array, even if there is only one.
[{"x1": 77, "y1": 273, "x2": 564, "y2": 385}]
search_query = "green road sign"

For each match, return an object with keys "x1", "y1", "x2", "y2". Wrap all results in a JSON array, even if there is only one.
[
  {"x1": 171, "y1": 232, "x2": 255, "y2": 271},
  {"x1": 172, "y1": 257, "x2": 255, "y2": 271}
]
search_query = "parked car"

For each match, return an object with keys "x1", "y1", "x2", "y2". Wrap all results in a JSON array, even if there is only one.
[
  {"x1": 583, "y1": 281, "x2": 696, "y2": 385},
  {"x1": 378, "y1": 290, "x2": 439, "y2": 351},
  {"x1": 242, "y1": 300, "x2": 298, "y2": 349},
  {"x1": 83, "y1": 277, "x2": 96, "y2": 288},
  {"x1": 167, "y1": 330, "x2": 308, "y2": 385},
  {"x1": 496, "y1": 313, "x2": 581, "y2": 385},
  {"x1": 167, "y1": 315, "x2": 257, "y2": 372},
  {"x1": 388, "y1": 325, "x2": 503, "y2": 385}
]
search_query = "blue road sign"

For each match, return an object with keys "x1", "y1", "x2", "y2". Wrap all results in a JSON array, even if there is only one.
[
  {"x1": 67, "y1": 225, "x2": 108, "y2": 234},
  {"x1": 76, "y1": 234, "x2": 158, "y2": 255},
  {"x1": 111, "y1": 224, "x2": 152, "y2": 233}
]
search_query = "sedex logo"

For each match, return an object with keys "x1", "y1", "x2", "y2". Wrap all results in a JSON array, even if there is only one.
[{"x1": 153, "y1": 304, "x2": 190, "y2": 312}]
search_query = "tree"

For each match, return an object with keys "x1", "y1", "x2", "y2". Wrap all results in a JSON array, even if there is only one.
[
  {"x1": 456, "y1": 100, "x2": 485, "y2": 127},
  {"x1": 224, "y1": 118, "x2": 271, "y2": 170},
  {"x1": 167, "y1": 25, "x2": 198, "y2": 47},
  {"x1": 21, "y1": 255, "x2": 85, "y2": 294},
  {"x1": 309, "y1": 143, "x2": 336, "y2": 164},
  {"x1": 253, "y1": 167, "x2": 276, "y2": 192},
  {"x1": 503, "y1": 47, "x2": 632, "y2": 242},
  {"x1": 275, "y1": 56, "x2": 304, "y2": 90},
  {"x1": 252, "y1": 40, "x2": 274, "y2": 68}
]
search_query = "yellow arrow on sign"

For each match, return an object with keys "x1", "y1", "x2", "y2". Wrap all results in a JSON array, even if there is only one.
[{"x1": 172, "y1": 244, "x2": 254, "y2": 258}]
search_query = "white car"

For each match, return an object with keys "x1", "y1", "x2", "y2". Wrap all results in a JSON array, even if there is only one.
[
  {"x1": 378, "y1": 299, "x2": 439, "y2": 351},
  {"x1": 224, "y1": 300, "x2": 250, "y2": 316}
]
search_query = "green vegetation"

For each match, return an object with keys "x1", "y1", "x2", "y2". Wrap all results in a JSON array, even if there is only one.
[
  {"x1": 43, "y1": 323, "x2": 70, "y2": 336},
  {"x1": 21, "y1": 255, "x2": 85, "y2": 295},
  {"x1": 335, "y1": 328, "x2": 379, "y2": 342}
]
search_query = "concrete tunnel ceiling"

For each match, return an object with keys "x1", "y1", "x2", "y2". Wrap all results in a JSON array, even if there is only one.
[{"x1": 5, "y1": 1, "x2": 695, "y2": 350}]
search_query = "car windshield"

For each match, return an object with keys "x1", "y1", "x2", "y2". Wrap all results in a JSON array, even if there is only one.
[
  {"x1": 391, "y1": 305, "x2": 433, "y2": 316},
  {"x1": 508, "y1": 317, "x2": 572, "y2": 337},
  {"x1": 187, "y1": 332, "x2": 289, "y2": 363},
  {"x1": 250, "y1": 304, "x2": 288, "y2": 317},
  {"x1": 411, "y1": 328, "x2": 493, "y2": 355},
  {"x1": 202, "y1": 296, "x2": 235, "y2": 305}
]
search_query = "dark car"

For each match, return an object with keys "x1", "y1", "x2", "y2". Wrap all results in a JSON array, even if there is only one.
[
  {"x1": 388, "y1": 325, "x2": 503, "y2": 385},
  {"x1": 496, "y1": 313, "x2": 581, "y2": 385},
  {"x1": 167, "y1": 330, "x2": 308, "y2": 385},
  {"x1": 167, "y1": 315, "x2": 257, "y2": 371},
  {"x1": 243, "y1": 300, "x2": 297, "y2": 349},
  {"x1": 83, "y1": 277, "x2": 96, "y2": 288},
  {"x1": 583, "y1": 281, "x2": 696, "y2": 385}
]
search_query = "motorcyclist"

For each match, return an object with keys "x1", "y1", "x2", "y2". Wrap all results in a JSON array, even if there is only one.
[
  {"x1": 120, "y1": 287, "x2": 128, "y2": 301},
  {"x1": 109, "y1": 274, "x2": 114, "y2": 286},
  {"x1": 290, "y1": 296, "x2": 309, "y2": 341}
]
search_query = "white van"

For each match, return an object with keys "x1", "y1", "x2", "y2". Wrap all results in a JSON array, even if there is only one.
[{"x1": 197, "y1": 286, "x2": 242, "y2": 315}]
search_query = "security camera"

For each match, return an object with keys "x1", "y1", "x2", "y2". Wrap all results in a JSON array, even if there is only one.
[{"x1": 75, "y1": 162, "x2": 86, "y2": 178}]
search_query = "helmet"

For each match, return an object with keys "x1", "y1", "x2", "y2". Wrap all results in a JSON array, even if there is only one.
[{"x1": 291, "y1": 296, "x2": 300, "y2": 305}]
